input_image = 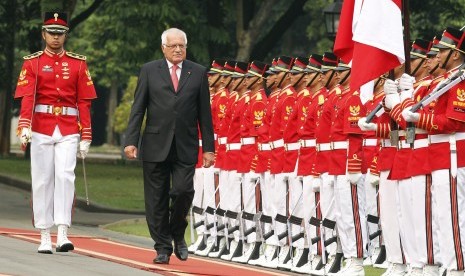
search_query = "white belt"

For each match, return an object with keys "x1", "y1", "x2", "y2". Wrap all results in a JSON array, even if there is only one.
[
  {"x1": 199, "y1": 140, "x2": 202, "y2": 146},
  {"x1": 316, "y1": 143, "x2": 331, "y2": 152},
  {"x1": 226, "y1": 143, "x2": 241, "y2": 151},
  {"x1": 218, "y1": 137, "x2": 227, "y2": 145},
  {"x1": 258, "y1": 143, "x2": 271, "y2": 151},
  {"x1": 363, "y1": 138, "x2": 377, "y2": 147},
  {"x1": 300, "y1": 139, "x2": 316, "y2": 148},
  {"x1": 241, "y1": 137, "x2": 256, "y2": 145},
  {"x1": 399, "y1": 139, "x2": 428, "y2": 149},
  {"x1": 35, "y1": 104, "x2": 78, "y2": 116},
  {"x1": 429, "y1": 134, "x2": 450, "y2": 144},
  {"x1": 380, "y1": 139, "x2": 395, "y2": 148},
  {"x1": 331, "y1": 141, "x2": 348, "y2": 150},
  {"x1": 270, "y1": 139, "x2": 284, "y2": 149},
  {"x1": 285, "y1": 142, "x2": 300, "y2": 151},
  {"x1": 456, "y1": 132, "x2": 465, "y2": 141}
]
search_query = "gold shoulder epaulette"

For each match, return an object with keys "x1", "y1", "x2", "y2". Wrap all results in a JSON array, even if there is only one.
[
  {"x1": 255, "y1": 93, "x2": 263, "y2": 101},
  {"x1": 352, "y1": 90, "x2": 359, "y2": 96},
  {"x1": 286, "y1": 88, "x2": 293, "y2": 95},
  {"x1": 66, "y1": 51, "x2": 87, "y2": 60},
  {"x1": 23, "y1": 51, "x2": 43, "y2": 60}
]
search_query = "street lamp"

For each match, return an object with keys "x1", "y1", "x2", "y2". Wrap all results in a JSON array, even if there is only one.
[{"x1": 323, "y1": 0, "x2": 343, "y2": 38}]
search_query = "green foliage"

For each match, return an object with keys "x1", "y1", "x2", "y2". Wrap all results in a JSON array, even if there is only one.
[{"x1": 113, "y1": 76, "x2": 138, "y2": 134}]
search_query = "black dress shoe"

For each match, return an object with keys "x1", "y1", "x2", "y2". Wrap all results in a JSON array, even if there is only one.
[
  {"x1": 153, "y1": 253, "x2": 170, "y2": 264},
  {"x1": 174, "y1": 239, "x2": 188, "y2": 261}
]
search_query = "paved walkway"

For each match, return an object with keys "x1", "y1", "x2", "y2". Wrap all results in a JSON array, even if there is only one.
[{"x1": 0, "y1": 182, "x2": 155, "y2": 276}]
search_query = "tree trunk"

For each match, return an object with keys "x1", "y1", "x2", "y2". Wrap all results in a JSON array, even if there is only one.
[
  {"x1": 106, "y1": 79, "x2": 118, "y2": 145},
  {"x1": 235, "y1": 0, "x2": 280, "y2": 61},
  {"x1": 0, "y1": 0, "x2": 16, "y2": 156}
]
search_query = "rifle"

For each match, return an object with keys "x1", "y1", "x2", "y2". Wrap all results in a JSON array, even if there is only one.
[{"x1": 409, "y1": 70, "x2": 465, "y2": 113}]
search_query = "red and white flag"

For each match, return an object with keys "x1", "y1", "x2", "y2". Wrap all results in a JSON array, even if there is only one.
[{"x1": 334, "y1": 0, "x2": 405, "y2": 91}]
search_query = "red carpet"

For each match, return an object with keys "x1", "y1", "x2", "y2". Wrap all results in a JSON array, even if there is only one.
[{"x1": 0, "y1": 227, "x2": 284, "y2": 276}]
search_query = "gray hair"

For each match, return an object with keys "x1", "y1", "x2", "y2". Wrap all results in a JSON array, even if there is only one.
[{"x1": 161, "y1": 28, "x2": 188, "y2": 45}]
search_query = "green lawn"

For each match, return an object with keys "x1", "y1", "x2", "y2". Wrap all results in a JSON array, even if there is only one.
[{"x1": 0, "y1": 157, "x2": 145, "y2": 211}]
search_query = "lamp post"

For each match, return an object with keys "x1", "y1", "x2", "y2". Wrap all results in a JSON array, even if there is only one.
[{"x1": 323, "y1": 0, "x2": 343, "y2": 38}]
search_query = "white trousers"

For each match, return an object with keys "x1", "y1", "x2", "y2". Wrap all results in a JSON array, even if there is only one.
[
  {"x1": 193, "y1": 167, "x2": 206, "y2": 234},
  {"x1": 432, "y1": 168, "x2": 465, "y2": 271},
  {"x1": 364, "y1": 169, "x2": 380, "y2": 249},
  {"x1": 302, "y1": 176, "x2": 320, "y2": 255},
  {"x1": 288, "y1": 173, "x2": 304, "y2": 248},
  {"x1": 334, "y1": 173, "x2": 367, "y2": 258},
  {"x1": 242, "y1": 172, "x2": 261, "y2": 243},
  {"x1": 320, "y1": 173, "x2": 337, "y2": 255},
  {"x1": 268, "y1": 173, "x2": 288, "y2": 246},
  {"x1": 192, "y1": 166, "x2": 216, "y2": 235},
  {"x1": 397, "y1": 174, "x2": 439, "y2": 268},
  {"x1": 379, "y1": 170, "x2": 404, "y2": 264},
  {"x1": 225, "y1": 170, "x2": 242, "y2": 241},
  {"x1": 31, "y1": 127, "x2": 79, "y2": 229}
]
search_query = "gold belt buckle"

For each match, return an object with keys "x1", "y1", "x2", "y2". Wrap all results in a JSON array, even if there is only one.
[{"x1": 53, "y1": 106, "x2": 62, "y2": 115}]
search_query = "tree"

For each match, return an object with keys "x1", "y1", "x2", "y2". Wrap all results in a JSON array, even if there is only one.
[{"x1": 0, "y1": 0, "x2": 103, "y2": 156}]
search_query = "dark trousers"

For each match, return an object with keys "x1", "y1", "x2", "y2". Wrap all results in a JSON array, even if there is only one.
[{"x1": 142, "y1": 140, "x2": 195, "y2": 255}]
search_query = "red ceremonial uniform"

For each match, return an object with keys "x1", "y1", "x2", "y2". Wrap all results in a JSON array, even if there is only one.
[
  {"x1": 314, "y1": 87, "x2": 338, "y2": 174},
  {"x1": 211, "y1": 87, "x2": 229, "y2": 168},
  {"x1": 223, "y1": 92, "x2": 250, "y2": 171},
  {"x1": 387, "y1": 77, "x2": 433, "y2": 179},
  {"x1": 215, "y1": 90, "x2": 236, "y2": 169},
  {"x1": 239, "y1": 90, "x2": 267, "y2": 173},
  {"x1": 328, "y1": 86, "x2": 366, "y2": 175},
  {"x1": 375, "y1": 108, "x2": 397, "y2": 172},
  {"x1": 282, "y1": 86, "x2": 306, "y2": 173},
  {"x1": 15, "y1": 51, "x2": 96, "y2": 140},
  {"x1": 362, "y1": 92, "x2": 384, "y2": 174},
  {"x1": 408, "y1": 69, "x2": 465, "y2": 171},
  {"x1": 269, "y1": 86, "x2": 294, "y2": 174},
  {"x1": 297, "y1": 87, "x2": 326, "y2": 176},
  {"x1": 255, "y1": 89, "x2": 279, "y2": 173}
]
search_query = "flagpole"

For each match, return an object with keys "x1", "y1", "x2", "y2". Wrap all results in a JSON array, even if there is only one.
[
  {"x1": 402, "y1": 0, "x2": 417, "y2": 144},
  {"x1": 403, "y1": 0, "x2": 411, "y2": 74}
]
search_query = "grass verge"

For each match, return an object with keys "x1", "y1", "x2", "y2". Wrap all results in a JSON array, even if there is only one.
[{"x1": 0, "y1": 157, "x2": 145, "y2": 211}]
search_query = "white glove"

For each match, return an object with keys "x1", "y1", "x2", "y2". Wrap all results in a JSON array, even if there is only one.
[
  {"x1": 368, "y1": 173, "x2": 380, "y2": 186},
  {"x1": 78, "y1": 140, "x2": 91, "y2": 159},
  {"x1": 312, "y1": 177, "x2": 321, "y2": 192},
  {"x1": 383, "y1": 79, "x2": 398, "y2": 95},
  {"x1": 358, "y1": 117, "x2": 377, "y2": 131},
  {"x1": 398, "y1": 73, "x2": 415, "y2": 91},
  {"x1": 348, "y1": 172, "x2": 362, "y2": 185},
  {"x1": 19, "y1": 128, "x2": 32, "y2": 144},
  {"x1": 400, "y1": 88, "x2": 414, "y2": 101},
  {"x1": 402, "y1": 108, "x2": 420, "y2": 122}
]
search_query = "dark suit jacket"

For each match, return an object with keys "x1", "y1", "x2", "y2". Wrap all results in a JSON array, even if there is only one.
[{"x1": 125, "y1": 59, "x2": 214, "y2": 163}]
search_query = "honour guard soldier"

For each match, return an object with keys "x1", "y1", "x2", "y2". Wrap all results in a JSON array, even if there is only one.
[
  {"x1": 232, "y1": 61, "x2": 269, "y2": 264},
  {"x1": 278, "y1": 56, "x2": 312, "y2": 270},
  {"x1": 328, "y1": 60, "x2": 367, "y2": 276},
  {"x1": 311, "y1": 52, "x2": 342, "y2": 275},
  {"x1": 388, "y1": 39, "x2": 442, "y2": 275},
  {"x1": 198, "y1": 61, "x2": 236, "y2": 257},
  {"x1": 189, "y1": 59, "x2": 226, "y2": 253},
  {"x1": 359, "y1": 68, "x2": 408, "y2": 275},
  {"x1": 401, "y1": 27, "x2": 465, "y2": 276},
  {"x1": 249, "y1": 59, "x2": 281, "y2": 266},
  {"x1": 293, "y1": 54, "x2": 326, "y2": 274},
  {"x1": 15, "y1": 12, "x2": 97, "y2": 254},
  {"x1": 220, "y1": 61, "x2": 250, "y2": 261}
]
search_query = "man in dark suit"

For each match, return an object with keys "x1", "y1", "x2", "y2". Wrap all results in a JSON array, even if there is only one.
[{"x1": 124, "y1": 28, "x2": 215, "y2": 264}]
